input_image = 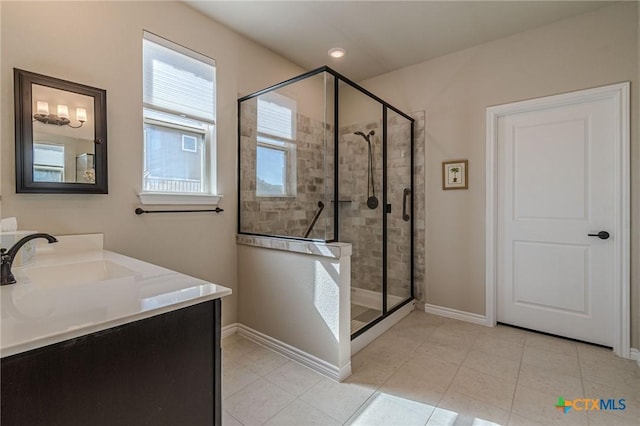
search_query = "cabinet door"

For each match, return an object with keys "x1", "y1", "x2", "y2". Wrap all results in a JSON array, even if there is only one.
[{"x1": 1, "y1": 299, "x2": 221, "y2": 426}]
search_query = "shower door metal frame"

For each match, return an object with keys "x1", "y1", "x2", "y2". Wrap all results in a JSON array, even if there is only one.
[
  {"x1": 237, "y1": 67, "x2": 333, "y2": 242},
  {"x1": 236, "y1": 66, "x2": 415, "y2": 339},
  {"x1": 349, "y1": 103, "x2": 415, "y2": 340}
]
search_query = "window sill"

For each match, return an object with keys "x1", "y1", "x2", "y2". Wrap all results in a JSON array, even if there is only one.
[{"x1": 138, "y1": 192, "x2": 222, "y2": 206}]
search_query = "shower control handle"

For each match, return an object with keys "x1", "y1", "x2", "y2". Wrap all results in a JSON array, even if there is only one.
[{"x1": 402, "y1": 188, "x2": 411, "y2": 221}]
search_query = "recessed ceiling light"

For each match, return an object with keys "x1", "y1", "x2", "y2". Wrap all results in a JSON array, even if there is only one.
[{"x1": 328, "y1": 48, "x2": 347, "y2": 59}]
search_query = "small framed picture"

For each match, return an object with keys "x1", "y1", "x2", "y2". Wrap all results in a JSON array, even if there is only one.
[{"x1": 442, "y1": 160, "x2": 468, "y2": 190}]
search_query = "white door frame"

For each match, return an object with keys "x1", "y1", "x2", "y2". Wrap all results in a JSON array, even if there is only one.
[{"x1": 485, "y1": 83, "x2": 630, "y2": 358}]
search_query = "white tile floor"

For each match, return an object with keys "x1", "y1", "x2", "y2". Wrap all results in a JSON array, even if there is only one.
[{"x1": 222, "y1": 311, "x2": 640, "y2": 425}]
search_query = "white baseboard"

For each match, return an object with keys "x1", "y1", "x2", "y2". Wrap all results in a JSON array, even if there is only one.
[
  {"x1": 424, "y1": 303, "x2": 489, "y2": 326},
  {"x1": 222, "y1": 323, "x2": 238, "y2": 339},
  {"x1": 630, "y1": 348, "x2": 640, "y2": 368},
  {"x1": 236, "y1": 324, "x2": 351, "y2": 382},
  {"x1": 351, "y1": 287, "x2": 403, "y2": 311},
  {"x1": 352, "y1": 301, "x2": 415, "y2": 355}
]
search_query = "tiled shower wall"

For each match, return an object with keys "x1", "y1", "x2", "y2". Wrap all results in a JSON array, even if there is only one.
[
  {"x1": 239, "y1": 100, "x2": 333, "y2": 240},
  {"x1": 412, "y1": 111, "x2": 426, "y2": 303},
  {"x1": 338, "y1": 111, "x2": 425, "y2": 303},
  {"x1": 338, "y1": 123, "x2": 384, "y2": 297},
  {"x1": 239, "y1": 102, "x2": 425, "y2": 304}
]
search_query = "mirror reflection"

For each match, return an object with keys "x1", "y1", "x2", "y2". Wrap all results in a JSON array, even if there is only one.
[
  {"x1": 31, "y1": 84, "x2": 95, "y2": 184},
  {"x1": 14, "y1": 68, "x2": 107, "y2": 194}
]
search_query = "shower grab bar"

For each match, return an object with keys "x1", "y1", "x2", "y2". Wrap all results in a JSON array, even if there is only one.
[
  {"x1": 402, "y1": 188, "x2": 411, "y2": 221},
  {"x1": 303, "y1": 201, "x2": 325, "y2": 238}
]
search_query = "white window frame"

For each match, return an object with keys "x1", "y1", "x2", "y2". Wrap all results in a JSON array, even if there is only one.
[
  {"x1": 33, "y1": 142, "x2": 65, "y2": 183},
  {"x1": 139, "y1": 31, "x2": 219, "y2": 206},
  {"x1": 33, "y1": 165, "x2": 64, "y2": 182},
  {"x1": 256, "y1": 137, "x2": 297, "y2": 197},
  {"x1": 181, "y1": 135, "x2": 198, "y2": 153},
  {"x1": 256, "y1": 92, "x2": 297, "y2": 198}
]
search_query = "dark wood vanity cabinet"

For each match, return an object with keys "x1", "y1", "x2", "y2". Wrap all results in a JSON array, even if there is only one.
[{"x1": 1, "y1": 299, "x2": 221, "y2": 426}]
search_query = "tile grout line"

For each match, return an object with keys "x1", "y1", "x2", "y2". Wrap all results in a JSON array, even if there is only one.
[
  {"x1": 222, "y1": 336, "x2": 297, "y2": 424},
  {"x1": 344, "y1": 332, "x2": 425, "y2": 425},
  {"x1": 421, "y1": 322, "x2": 479, "y2": 424},
  {"x1": 258, "y1": 393, "x2": 296, "y2": 426},
  {"x1": 432, "y1": 329, "x2": 477, "y2": 408},
  {"x1": 414, "y1": 321, "x2": 453, "y2": 424},
  {"x1": 221, "y1": 346, "x2": 260, "y2": 402},
  {"x1": 575, "y1": 344, "x2": 592, "y2": 426},
  {"x1": 348, "y1": 321, "x2": 445, "y2": 425},
  {"x1": 259, "y1": 363, "x2": 335, "y2": 425},
  {"x1": 224, "y1": 409, "x2": 245, "y2": 426},
  {"x1": 433, "y1": 327, "x2": 528, "y2": 425},
  {"x1": 245, "y1": 353, "x2": 313, "y2": 425},
  {"x1": 505, "y1": 333, "x2": 527, "y2": 426},
  {"x1": 343, "y1": 391, "x2": 379, "y2": 426},
  {"x1": 225, "y1": 336, "x2": 320, "y2": 426}
]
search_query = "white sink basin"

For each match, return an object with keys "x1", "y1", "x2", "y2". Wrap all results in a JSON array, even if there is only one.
[{"x1": 24, "y1": 260, "x2": 136, "y2": 287}]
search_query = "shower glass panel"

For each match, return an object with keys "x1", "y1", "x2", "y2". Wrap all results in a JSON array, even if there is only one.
[
  {"x1": 386, "y1": 109, "x2": 413, "y2": 311},
  {"x1": 238, "y1": 67, "x2": 414, "y2": 339},
  {"x1": 238, "y1": 72, "x2": 335, "y2": 240},
  {"x1": 338, "y1": 81, "x2": 384, "y2": 334}
]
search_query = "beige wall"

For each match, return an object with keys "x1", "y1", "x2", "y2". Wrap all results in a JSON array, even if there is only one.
[
  {"x1": 0, "y1": 1, "x2": 303, "y2": 326},
  {"x1": 359, "y1": 3, "x2": 640, "y2": 347},
  {"x1": 238, "y1": 243, "x2": 351, "y2": 371}
]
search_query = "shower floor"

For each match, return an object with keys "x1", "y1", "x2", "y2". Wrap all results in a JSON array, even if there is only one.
[{"x1": 351, "y1": 303, "x2": 381, "y2": 334}]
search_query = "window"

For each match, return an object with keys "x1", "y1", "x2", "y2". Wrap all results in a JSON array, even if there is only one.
[
  {"x1": 33, "y1": 143, "x2": 64, "y2": 182},
  {"x1": 182, "y1": 135, "x2": 198, "y2": 153},
  {"x1": 142, "y1": 32, "x2": 216, "y2": 200},
  {"x1": 256, "y1": 92, "x2": 297, "y2": 197}
]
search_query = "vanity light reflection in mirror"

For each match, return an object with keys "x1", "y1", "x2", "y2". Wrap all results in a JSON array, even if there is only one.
[{"x1": 31, "y1": 84, "x2": 96, "y2": 184}]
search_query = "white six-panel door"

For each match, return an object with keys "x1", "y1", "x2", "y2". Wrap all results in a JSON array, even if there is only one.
[{"x1": 486, "y1": 83, "x2": 629, "y2": 352}]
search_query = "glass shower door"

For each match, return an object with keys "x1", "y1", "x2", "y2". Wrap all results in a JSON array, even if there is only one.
[
  {"x1": 339, "y1": 81, "x2": 384, "y2": 335},
  {"x1": 385, "y1": 109, "x2": 413, "y2": 311}
]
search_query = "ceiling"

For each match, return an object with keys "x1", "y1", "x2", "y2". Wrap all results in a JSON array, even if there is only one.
[{"x1": 185, "y1": 1, "x2": 613, "y2": 81}]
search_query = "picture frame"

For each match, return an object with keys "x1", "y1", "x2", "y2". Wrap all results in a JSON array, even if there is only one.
[{"x1": 442, "y1": 159, "x2": 468, "y2": 190}]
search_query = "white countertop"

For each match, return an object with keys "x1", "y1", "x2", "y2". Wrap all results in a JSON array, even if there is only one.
[{"x1": 0, "y1": 234, "x2": 232, "y2": 358}]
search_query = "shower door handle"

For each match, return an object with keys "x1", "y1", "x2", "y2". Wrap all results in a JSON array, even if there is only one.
[{"x1": 402, "y1": 188, "x2": 411, "y2": 221}]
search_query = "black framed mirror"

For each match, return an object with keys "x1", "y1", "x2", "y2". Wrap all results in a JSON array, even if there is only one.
[{"x1": 14, "y1": 69, "x2": 108, "y2": 193}]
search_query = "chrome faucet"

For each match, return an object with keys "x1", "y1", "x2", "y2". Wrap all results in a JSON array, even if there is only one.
[{"x1": 1, "y1": 233, "x2": 58, "y2": 286}]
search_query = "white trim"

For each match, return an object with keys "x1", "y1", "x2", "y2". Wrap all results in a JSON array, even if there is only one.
[
  {"x1": 221, "y1": 323, "x2": 238, "y2": 339},
  {"x1": 616, "y1": 83, "x2": 631, "y2": 359},
  {"x1": 485, "y1": 104, "x2": 498, "y2": 328},
  {"x1": 352, "y1": 301, "x2": 415, "y2": 355},
  {"x1": 144, "y1": 115, "x2": 209, "y2": 134},
  {"x1": 424, "y1": 303, "x2": 489, "y2": 326},
  {"x1": 630, "y1": 348, "x2": 640, "y2": 369},
  {"x1": 138, "y1": 192, "x2": 221, "y2": 206},
  {"x1": 181, "y1": 134, "x2": 198, "y2": 152},
  {"x1": 485, "y1": 82, "x2": 631, "y2": 358},
  {"x1": 236, "y1": 324, "x2": 351, "y2": 382},
  {"x1": 143, "y1": 30, "x2": 216, "y2": 67},
  {"x1": 351, "y1": 287, "x2": 403, "y2": 311}
]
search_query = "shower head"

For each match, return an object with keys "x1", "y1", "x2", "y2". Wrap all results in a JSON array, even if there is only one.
[
  {"x1": 354, "y1": 130, "x2": 375, "y2": 142},
  {"x1": 353, "y1": 129, "x2": 378, "y2": 210}
]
